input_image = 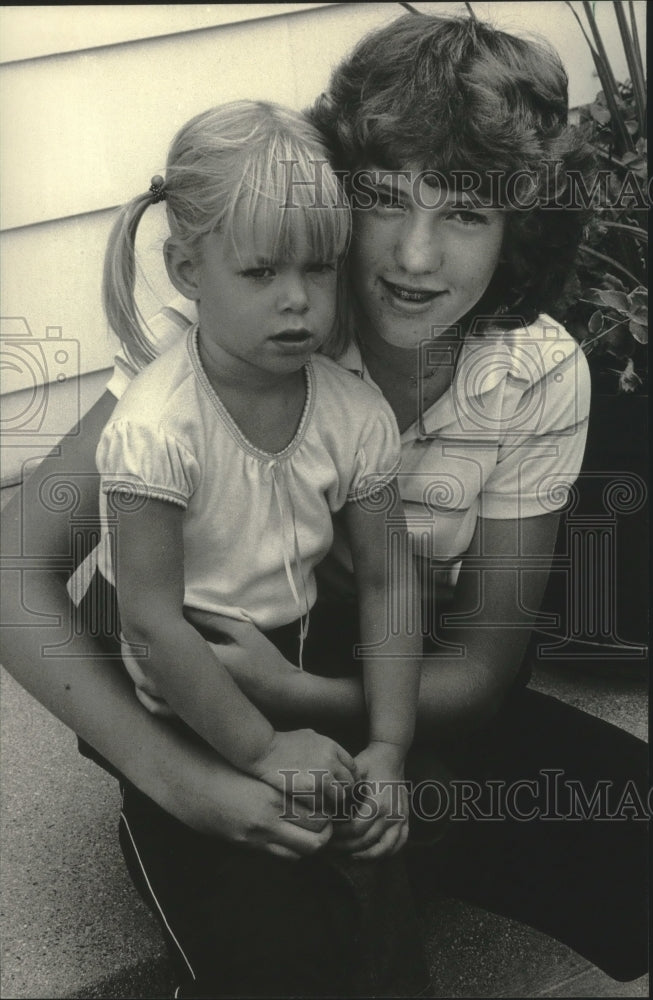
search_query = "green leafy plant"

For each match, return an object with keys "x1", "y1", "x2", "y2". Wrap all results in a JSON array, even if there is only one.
[{"x1": 562, "y1": 1, "x2": 647, "y2": 393}]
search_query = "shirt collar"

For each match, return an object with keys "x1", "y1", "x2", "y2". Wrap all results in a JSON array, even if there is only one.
[
  {"x1": 335, "y1": 330, "x2": 514, "y2": 439},
  {"x1": 335, "y1": 340, "x2": 365, "y2": 378}
]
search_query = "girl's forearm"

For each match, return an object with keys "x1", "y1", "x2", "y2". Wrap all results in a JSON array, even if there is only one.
[
  {"x1": 122, "y1": 616, "x2": 277, "y2": 772},
  {"x1": 365, "y1": 661, "x2": 421, "y2": 751},
  {"x1": 358, "y1": 581, "x2": 421, "y2": 752}
]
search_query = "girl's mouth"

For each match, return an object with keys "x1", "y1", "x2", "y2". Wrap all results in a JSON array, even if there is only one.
[
  {"x1": 271, "y1": 328, "x2": 312, "y2": 342},
  {"x1": 381, "y1": 278, "x2": 446, "y2": 305},
  {"x1": 270, "y1": 329, "x2": 314, "y2": 351}
]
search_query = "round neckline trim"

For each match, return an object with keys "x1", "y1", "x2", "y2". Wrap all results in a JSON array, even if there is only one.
[{"x1": 187, "y1": 325, "x2": 316, "y2": 462}]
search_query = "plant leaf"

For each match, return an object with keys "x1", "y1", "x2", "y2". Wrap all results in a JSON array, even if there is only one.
[
  {"x1": 613, "y1": 1, "x2": 647, "y2": 136},
  {"x1": 583, "y1": 289, "x2": 630, "y2": 311},
  {"x1": 588, "y1": 309, "x2": 604, "y2": 334},
  {"x1": 589, "y1": 102, "x2": 612, "y2": 124},
  {"x1": 628, "y1": 287, "x2": 647, "y2": 308},
  {"x1": 627, "y1": 288, "x2": 648, "y2": 323},
  {"x1": 581, "y1": 291, "x2": 607, "y2": 307},
  {"x1": 600, "y1": 290, "x2": 632, "y2": 311},
  {"x1": 581, "y1": 2, "x2": 635, "y2": 154},
  {"x1": 604, "y1": 320, "x2": 636, "y2": 357},
  {"x1": 628, "y1": 319, "x2": 648, "y2": 344},
  {"x1": 602, "y1": 273, "x2": 628, "y2": 292},
  {"x1": 628, "y1": 306, "x2": 648, "y2": 324}
]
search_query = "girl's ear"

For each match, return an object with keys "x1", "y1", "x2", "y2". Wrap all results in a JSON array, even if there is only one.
[{"x1": 164, "y1": 238, "x2": 201, "y2": 300}]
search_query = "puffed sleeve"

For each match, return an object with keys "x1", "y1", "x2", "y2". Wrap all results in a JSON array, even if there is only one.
[
  {"x1": 96, "y1": 419, "x2": 200, "y2": 509},
  {"x1": 346, "y1": 401, "x2": 402, "y2": 502},
  {"x1": 480, "y1": 339, "x2": 592, "y2": 519}
]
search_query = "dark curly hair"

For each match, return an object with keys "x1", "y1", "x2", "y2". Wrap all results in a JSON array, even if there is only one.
[{"x1": 307, "y1": 12, "x2": 596, "y2": 326}]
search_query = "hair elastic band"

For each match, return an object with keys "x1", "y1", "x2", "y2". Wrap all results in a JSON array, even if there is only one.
[{"x1": 149, "y1": 175, "x2": 166, "y2": 203}]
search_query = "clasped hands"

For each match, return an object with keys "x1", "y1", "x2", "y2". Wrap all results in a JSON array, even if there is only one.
[{"x1": 122, "y1": 610, "x2": 410, "y2": 859}]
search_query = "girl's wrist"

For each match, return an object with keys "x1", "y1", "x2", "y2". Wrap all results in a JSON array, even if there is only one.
[{"x1": 365, "y1": 738, "x2": 409, "y2": 769}]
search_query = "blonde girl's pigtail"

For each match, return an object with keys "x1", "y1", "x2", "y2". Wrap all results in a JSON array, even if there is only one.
[{"x1": 102, "y1": 176, "x2": 166, "y2": 371}]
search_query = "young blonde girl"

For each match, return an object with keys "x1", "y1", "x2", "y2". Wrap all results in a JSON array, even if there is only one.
[{"x1": 86, "y1": 100, "x2": 421, "y2": 852}]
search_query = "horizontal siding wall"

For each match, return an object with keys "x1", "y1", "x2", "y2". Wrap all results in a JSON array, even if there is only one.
[
  {"x1": 1, "y1": 2, "x2": 646, "y2": 482},
  {"x1": 0, "y1": 4, "x2": 333, "y2": 62}
]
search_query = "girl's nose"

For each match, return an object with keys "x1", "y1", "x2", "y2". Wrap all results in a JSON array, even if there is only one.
[
  {"x1": 394, "y1": 214, "x2": 443, "y2": 275},
  {"x1": 278, "y1": 271, "x2": 309, "y2": 313}
]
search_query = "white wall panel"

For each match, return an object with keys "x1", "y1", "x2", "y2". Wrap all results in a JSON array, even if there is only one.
[
  {"x1": 3, "y1": 15, "x2": 298, "y2": 230},
  {"x1": 2, "y1": 213, "x2": 125, "y2": 388},
  {"x1": 0, "y1": 205, "x2": 181, "y2": 389},
  {"x1": 0, "y1": 5, "x2": 334, "y2": 64}
]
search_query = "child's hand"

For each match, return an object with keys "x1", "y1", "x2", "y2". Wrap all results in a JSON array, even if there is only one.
[
  {"x1": 333, "y1": 741, "x2": 410, "y2": 860},
  {"x1": 250, "y1": 729, "x2": 358, "y2": 807}
]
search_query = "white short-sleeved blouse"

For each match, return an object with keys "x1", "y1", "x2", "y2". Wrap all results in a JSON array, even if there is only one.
[
  {"x1": 95, "y1": 324, "x2": 400, "y2": 630},
  {"x1": 106, "y1": 295, "x2": 591, "y2": 599}
]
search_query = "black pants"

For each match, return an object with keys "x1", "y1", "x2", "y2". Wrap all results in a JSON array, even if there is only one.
[
  {"x1": 84, "y1": 597, "x2": 649, "y2": 995},
  {"x1": 119, "y1": 783, "x2": 433, "y2": 998},
  {"x1": 407, "y1": 684, "x2": 649, "y2": 984}
]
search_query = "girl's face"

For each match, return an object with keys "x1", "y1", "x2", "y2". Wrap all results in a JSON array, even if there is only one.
[
  {"x1": 349, "y1": 167, "x2": 505, "y2": 350},
  {"x1": 171, "y1": 221, "x2": 338, "y2": 380}
]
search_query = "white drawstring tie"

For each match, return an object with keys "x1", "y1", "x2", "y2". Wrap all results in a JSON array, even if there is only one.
[{"x1": 267, "y1": 460, "x2": 311, "y2": 669}]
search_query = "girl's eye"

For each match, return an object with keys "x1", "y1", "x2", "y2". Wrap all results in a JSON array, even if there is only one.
[
  {"x1": 241, "y1": 266, "x2": 275, "y2": 279},
  {"x1": 306, "y1": 261, "x2": 336, "y2": 274},
  {"x1": 450, "y1": 209, "x2": 489, "y2": 226}
]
